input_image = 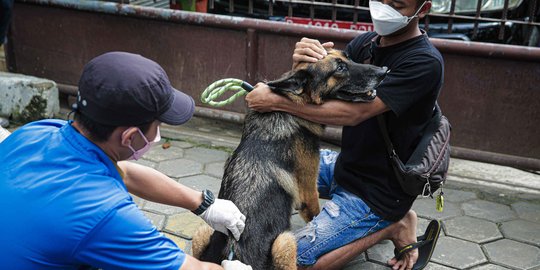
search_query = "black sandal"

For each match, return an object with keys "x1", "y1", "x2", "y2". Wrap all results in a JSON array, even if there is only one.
[{"x1": 393, "y1": 219, "x2": 442, "y2": 270}]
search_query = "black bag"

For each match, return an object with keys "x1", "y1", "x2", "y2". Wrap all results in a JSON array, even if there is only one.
[{"x1": 377, "y1": 104, "x2": 451, "y2": 197}]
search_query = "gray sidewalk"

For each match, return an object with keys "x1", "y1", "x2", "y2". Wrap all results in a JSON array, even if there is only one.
[{"x1": 129, "y1": 116, "x2": 540, "y2": 270}]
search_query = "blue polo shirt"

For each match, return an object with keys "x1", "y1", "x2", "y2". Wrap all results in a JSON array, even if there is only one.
[{"x1": 0, "y1": 119, "x2": 185, "y2": 269}]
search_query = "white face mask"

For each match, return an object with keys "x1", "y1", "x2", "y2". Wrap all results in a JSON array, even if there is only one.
[
  {"x1": 369, "y1": 1, "x2": 426, "y2": 36},
  {"x1": 124, "y1": 126, "x2": 161, "y2": 161}
]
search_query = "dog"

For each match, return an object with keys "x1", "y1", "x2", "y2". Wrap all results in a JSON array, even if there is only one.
[{"x1": 192, "y1": 49, "x2": 388, "y2": 270}]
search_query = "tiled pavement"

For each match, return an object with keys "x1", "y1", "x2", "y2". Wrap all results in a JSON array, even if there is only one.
[{"x1": 129, "y1": 116, "x2": 539, "y2": 269}]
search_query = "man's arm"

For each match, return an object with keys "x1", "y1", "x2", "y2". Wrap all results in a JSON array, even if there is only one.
[
  {"x1": 118, "y1": 161, "x2": 202, "y2": 210},
  {"x1": 245, "y1": 83, "x2": 389, "y2": 126},
  {"x1": 247, "y1": 37, "x2": 389, "y2": 125},
  {"x1": 118, "y1": 161, "x2": 246, "y2": 241},
  {"x1": 180, "y1": 255, "x2": 222, "y2": 270},
  {"x1": 180, "y1": 256, "x2": 253, "y2": 270}
]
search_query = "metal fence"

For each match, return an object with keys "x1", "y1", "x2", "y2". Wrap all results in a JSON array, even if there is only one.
[
  {"x1": 206, "y1": 0, "x2": 539, "y2": 46},
  {"x1": 116, "y1": 0, "x2": 539, "y2": 45}
]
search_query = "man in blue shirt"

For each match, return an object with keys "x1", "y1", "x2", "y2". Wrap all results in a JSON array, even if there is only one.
[{"x1": 0, "y1": 52, "x2": 251, "y2": 269}]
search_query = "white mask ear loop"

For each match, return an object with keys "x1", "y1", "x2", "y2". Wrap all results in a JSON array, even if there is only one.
[{"x1": 408, "y1": 1, "x2": 427, "y2": 22}]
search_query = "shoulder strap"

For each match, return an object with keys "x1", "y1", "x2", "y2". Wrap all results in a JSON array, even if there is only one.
[
  {"x1": 377, "y1": 114, "x2": 405, "y2": 185},
  {"x1": 377, "y1": 114, "x2": 396, "y2": 158}
]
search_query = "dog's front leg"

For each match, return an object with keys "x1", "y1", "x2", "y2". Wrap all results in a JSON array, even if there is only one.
[
  {"x1": 292, "y1": 137, "x2": 321, "y2": 222},
  {"x1": 297, "y1": 181, "x2": 320, "y2": 222},
  {"x1": 295, "y1": 156, "x2": 321, "y2": 222}
]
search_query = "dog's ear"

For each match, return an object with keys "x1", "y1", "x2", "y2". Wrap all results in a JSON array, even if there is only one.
[{"x1": 267, "y1": 69, "x2": 311, "y2": 95}]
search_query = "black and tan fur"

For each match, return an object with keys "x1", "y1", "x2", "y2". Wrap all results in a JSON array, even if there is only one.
[{"x1": 193, "y1": 50, "x2": 387, "y2": 270}]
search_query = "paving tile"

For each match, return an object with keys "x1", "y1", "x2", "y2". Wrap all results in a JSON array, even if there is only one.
[
  {"x1": 205, "y1": 162, "x2": 226, "y2": 179},
  {"x1": 471, "y1": 264, "x2": 512, "y2": 270},
  {"x1": 431, "y1": 237, "x2": 487, "y2": 269},
  {"x1": 131, "y1": 158, "x2": 157, "y2": 169},
  {"x1": 343, "y1": 253, "x2": 366, "y2": 269},
  {"x1": 157, "y1": 158, "x2": 203, "y2": 178},
  {"x1": 424, "y1": 263, "x2": 456, "y2": 269},
  {"x1": 163, "y1": 232, "x2": 192, "y2": 255},
  {"x1": 511, "y1": 201, "x2": 540, "y2": 223},
  {"x1": 178, "y1": 174, "x2": 222, "y2": 195},
  {"x1": 484, "y1": 239, "x2": 540, "y2": 269},
  {"x1": 500, "y1": 220, "x2": 540, "y2": 246},
  {"x1": 290, "y1": 213, "x2": 307, "y2": 231},
  {"x1": 143, "y1": 201, "x2": 188, "y2": 215},
  {"x1": 130, "y1": 194, "x2": 146, "y2": 208},
  {"x1": 141, "y1": 210, "x2": 166, "y2": 230},
  {"x1": 444, "y1": 216, "x2": 502, "y2": 243},
  {"x1": 412, "y1": 198, "x2": 462, "y2": 220},
  {"x1": 144, "y1": 145, "x2": 184, "y2": 162},
  {"x1": 461, "y1": 200, "x2": 517, "y2": 223},
  {"x1": 366, "y1": 240, "x2": 394, "y2": 265},
  {"x1": 169, "y1": 141, "x2": 194, "y2": 149},
  {"x1": 184, "y1": 147, "x2": 230, "y2": 164},
  {"x1": 165, "y1": 212, "x2": 207, "y2": 240},
  {"x1": 343, "y1": 260, "x2": 385, "y2": 270},
  {"x1": 441, "y1": 188, "x2": 477, "y2": 203}
]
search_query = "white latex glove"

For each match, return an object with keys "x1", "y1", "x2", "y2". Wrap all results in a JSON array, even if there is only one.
[
  {"x1": 199, "y1": 199, "x2": 246, "y2": 240},
  {"x1": 221, "y1": 260, "x2": 253, "y2": 270}
]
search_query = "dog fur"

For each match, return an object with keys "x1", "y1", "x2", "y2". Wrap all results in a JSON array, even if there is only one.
[{"x1": 192, "y1": 49, "x2": 387, "y2": 270}]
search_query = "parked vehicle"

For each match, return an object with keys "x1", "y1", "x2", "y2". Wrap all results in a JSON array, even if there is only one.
[
  {"x1": 207, "y1": 0, "x2": 539, "y2": 47},
  {"x1": 427, "y1": 0, "x2": 539, "y2": 46}
]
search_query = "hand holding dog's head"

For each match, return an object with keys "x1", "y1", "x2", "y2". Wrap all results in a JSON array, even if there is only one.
[{"x1": 267, "y1": 49, "x2": 388, "y2": 104}]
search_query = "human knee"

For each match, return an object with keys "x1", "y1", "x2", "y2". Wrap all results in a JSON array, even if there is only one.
[{"x1": 317, "y1": 149, "x2": 339, "y2": 197}]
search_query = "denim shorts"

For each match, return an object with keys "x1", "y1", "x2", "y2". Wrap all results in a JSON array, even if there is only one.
[{"x1": 294, "y1": 149, "x2": 392, "y2": 266}]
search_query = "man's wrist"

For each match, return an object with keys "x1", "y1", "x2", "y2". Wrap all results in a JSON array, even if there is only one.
[{"x1": 192, "y1": 189, "x2": 215, "y2": 215}]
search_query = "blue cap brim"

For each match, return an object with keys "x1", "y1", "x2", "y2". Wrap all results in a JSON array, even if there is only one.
[{"x1": 158, "y1": 88, "x2": 195, "y2": 125}]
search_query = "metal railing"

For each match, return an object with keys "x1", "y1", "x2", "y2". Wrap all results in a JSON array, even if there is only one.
[
  {"x1": 206, "y1": 0, "x2": 539, "y2": 46},
  {"x1": 115, "y1": 0, "x2": 538, "y2": 45}
]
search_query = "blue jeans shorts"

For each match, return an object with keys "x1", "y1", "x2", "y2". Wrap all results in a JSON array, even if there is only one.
[{"x1": 294, "y1": 149, "x2": 392, "y2": 266}]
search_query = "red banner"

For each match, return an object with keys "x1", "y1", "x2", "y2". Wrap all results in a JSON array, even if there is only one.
[{"x1": 285, "y1": 16, "x2": 374, "y2": 31}]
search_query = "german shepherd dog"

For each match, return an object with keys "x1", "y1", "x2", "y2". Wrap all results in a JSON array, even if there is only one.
[{"x1": 193, "y1": 49, "x2": 388, "y2": 269}]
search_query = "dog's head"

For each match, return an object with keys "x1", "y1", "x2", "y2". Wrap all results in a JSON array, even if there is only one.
[{"x1": 266, "y1": 49, "x2": 388, "y2": 104}]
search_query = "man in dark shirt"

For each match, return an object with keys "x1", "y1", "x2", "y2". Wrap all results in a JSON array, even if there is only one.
[{"x1": 246, "y1": 1, "x2": 443, "y2": 269}]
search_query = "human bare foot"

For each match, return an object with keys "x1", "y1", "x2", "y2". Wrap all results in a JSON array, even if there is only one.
[{"x1": 387, "y1": 210, "x2": 418, "y2": 270}]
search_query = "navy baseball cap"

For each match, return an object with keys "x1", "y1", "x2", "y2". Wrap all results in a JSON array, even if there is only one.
[{"x1": 76, "y1": 52, "x2": 195, "y2": 126}]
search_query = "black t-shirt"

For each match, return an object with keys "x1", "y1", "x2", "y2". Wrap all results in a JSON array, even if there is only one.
[{"x1": 334, "y1": 32, "x2": 444, "y2": 221}]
